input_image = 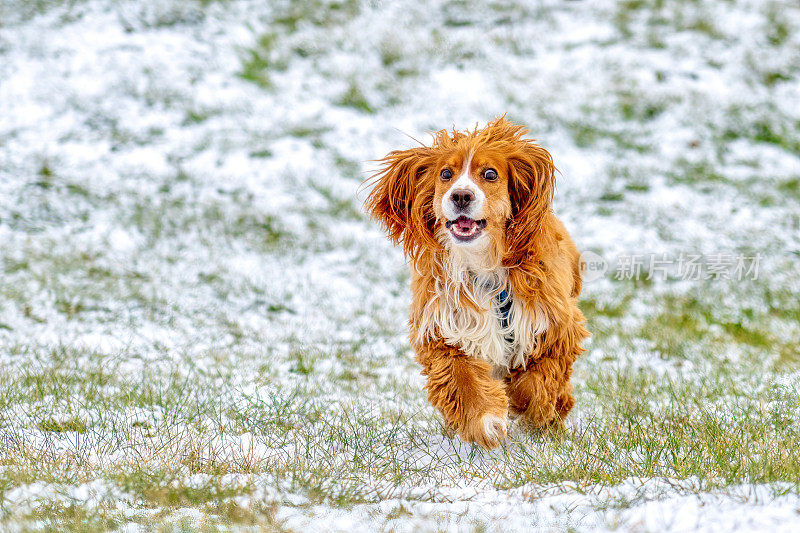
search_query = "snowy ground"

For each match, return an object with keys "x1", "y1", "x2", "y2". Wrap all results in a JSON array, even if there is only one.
[{"x1": 1, "y1": 0, "x2": 799, "y2": 530}]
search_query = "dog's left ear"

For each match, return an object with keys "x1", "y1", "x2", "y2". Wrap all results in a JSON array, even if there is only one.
[
  {"x1": 504, "y1": 141, "x2": 556, "y2": 266},
  {"x1": 365, "y1": 146, "x2": 437, "y2": 257}
]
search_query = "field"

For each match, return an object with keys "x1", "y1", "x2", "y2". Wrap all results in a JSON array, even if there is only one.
[{"x1": 1, "y1": 0, "x2": 799, "y2": 530}]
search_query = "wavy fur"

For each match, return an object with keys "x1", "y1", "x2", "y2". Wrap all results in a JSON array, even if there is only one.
[{"x1": 365, "y1": 117, "x2": 589, "y2": 448}]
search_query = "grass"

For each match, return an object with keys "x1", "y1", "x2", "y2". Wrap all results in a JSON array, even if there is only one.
[
  {"x1": 272, "y1": 0, "x2": 359, "y2": 31},
  {"x1": 336, "y1": 84, "x2": 374, "y2": 114},
  {"x1": 240, "y1": 33, "x2": 279, "y2": 88},
  {"x1": 2, "y1": 0, "x2": 800, "y2": 530},
  {"x1": 0, "y1": 0, "x2": 85, "y2": 25},
  {"x1": 4, "y1": 347, "x2": 800, "y2": 526},
  {"x1": 1, "y1": 271, "x2": 799, "y2": 525}
]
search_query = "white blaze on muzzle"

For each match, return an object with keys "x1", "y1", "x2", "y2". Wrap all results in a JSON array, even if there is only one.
[{"x1": 441, "y1": 150, "x2": 485, "y2": 221}]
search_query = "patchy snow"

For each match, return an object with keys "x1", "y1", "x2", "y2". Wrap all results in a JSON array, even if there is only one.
[{"x1": 1, "y1": 0, "x2": 799, "y2": 530}]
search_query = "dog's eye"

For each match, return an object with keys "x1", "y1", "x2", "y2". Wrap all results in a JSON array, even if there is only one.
[
  {"x1": 484, "y1": 168, "x2": 498, "y2": 181},
  {"x1": 440, "y1": 168, "x2": 453, "y2": 181}
]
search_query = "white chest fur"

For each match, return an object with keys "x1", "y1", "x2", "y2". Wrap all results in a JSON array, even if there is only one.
[{"x1": 416, "y1": 251, "x2": 548, "y2": 370}]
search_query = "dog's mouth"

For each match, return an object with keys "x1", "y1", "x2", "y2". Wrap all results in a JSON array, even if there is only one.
[{"x1": 445, "y1": 216, "x2": 488, "y2": 242}]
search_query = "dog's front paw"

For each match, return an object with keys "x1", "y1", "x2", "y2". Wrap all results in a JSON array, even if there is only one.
[{"x1": 460, "y1": 412, "x2": 508, "y2": 449}]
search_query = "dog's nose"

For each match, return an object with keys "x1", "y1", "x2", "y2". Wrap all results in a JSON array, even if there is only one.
[{"x1": 450, "y1": 189, "x2": 474, "y2": 211}]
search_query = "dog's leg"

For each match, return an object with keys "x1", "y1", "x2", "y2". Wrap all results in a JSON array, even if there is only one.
[
  {"x1": 505, "y1": 313, "x2": 585, "y2": 428},
  {"x1": 416, "y1": 340, "x2": 508, "y2": 449},
  {"x1": 504, "y1": 356, "x2": 574, "y2": 428}
]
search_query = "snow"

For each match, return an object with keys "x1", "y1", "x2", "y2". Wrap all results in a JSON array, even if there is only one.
[{"x1": 1, "y1": 0, "x2": 799, "y2": 530}]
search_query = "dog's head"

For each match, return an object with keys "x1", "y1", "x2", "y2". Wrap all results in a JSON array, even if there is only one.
[{"x1": 365, "y1": 117, "x2": 556, "y2": 267}]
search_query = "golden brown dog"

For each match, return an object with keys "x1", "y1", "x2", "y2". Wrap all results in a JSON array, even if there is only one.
[{"x1": 365, "y1": 117, "x2": 589, "y2": 448}]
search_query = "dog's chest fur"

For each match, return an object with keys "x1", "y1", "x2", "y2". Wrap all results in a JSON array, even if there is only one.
[{"x1": 417, "y1": 250, "x2": 548, "y2": 371}]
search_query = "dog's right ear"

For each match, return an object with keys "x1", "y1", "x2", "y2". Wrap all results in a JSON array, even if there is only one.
[{"x1": 365, "y1": 146, "x2": 434, "y2": 253}]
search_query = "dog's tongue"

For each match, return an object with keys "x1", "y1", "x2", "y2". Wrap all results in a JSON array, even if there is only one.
[{"x1": 456, "y1": 217, "x2": 476, "y2": 230}]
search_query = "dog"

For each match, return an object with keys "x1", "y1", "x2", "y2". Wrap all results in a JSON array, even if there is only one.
[{"x1": 365, "y1": 117, "x2": 589, "y2": 449}]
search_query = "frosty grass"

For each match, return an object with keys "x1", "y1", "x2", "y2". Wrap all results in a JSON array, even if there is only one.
[{"x1": 1, "y1": 0, "x2": 799, "y2": 531}]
